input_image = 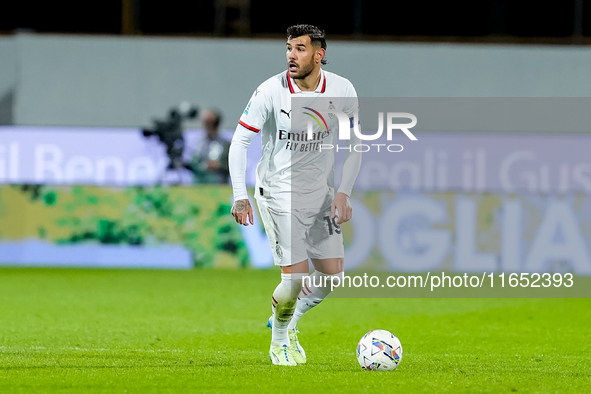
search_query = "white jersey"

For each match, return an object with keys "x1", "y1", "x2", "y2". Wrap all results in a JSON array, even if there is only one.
[{"x1": 237, "y1": 70, "x2": 358, "y2": 211}]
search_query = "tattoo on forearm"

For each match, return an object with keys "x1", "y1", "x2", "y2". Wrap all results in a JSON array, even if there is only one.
[{"x1": 234, "y1": 200, "x2": 250, "y2": 213}]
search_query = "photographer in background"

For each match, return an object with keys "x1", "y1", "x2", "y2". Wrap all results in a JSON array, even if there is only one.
[{"x1": 189, "y1": 109, "x2": 231, "y2": 184}]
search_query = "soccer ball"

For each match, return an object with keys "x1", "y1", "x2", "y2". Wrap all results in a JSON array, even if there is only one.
[{"x1": 356, "y1": 329, "x2": 403, "y2": 371}]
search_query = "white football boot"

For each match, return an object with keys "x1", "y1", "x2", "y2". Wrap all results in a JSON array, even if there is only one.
[
  {"x1": 288, "y1": 327, "x2": 306, "y2": 364},
  {"x1": 267, "y1": 316, "x2": 306, "y2": 364},
  {"x1": 269, "y1": 343, "x2": 297, "y2": 366}
]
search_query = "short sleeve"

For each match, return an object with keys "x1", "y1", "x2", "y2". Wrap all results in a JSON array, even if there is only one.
[{"x1": 238, "y1": 83, "x2": 273, "y2": 133}]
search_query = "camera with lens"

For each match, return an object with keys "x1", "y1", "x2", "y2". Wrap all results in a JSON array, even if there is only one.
[{"x1": 142, "y1": 102, "x2": 199, "y2": 170}]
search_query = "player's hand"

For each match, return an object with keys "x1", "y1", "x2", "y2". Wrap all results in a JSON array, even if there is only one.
[
  {"x1": 331, "y1": 192, "x2": 352, "y2": 225},
  {"x1": 231, "y1": 199, "x2": 254, "y2": 226}
]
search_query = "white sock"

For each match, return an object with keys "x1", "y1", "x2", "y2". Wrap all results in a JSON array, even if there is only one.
[
  {"x1": 271, "y1": 273, "x2": 305, "y2": 346},
  {"x1": 287, "y1": 270, "x2": 344, "y2": 330}
]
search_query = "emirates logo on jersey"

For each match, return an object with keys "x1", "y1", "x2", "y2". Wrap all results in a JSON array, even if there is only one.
[
  {"x1": 277, "y1": 106, "x2": 333, "y2": 152},
  {"x1": 279, "y1": 129, "x2": 329, "y2": 152},
  {"x1": 302, "y1": 107, "x2": 328, "y2": 131}
]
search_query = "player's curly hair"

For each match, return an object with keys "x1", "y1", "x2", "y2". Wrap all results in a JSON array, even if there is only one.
[{"x1": 287, "y1": 24, "x2": 328, "y2": 65}]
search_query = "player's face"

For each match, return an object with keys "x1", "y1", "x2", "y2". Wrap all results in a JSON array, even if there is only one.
[{"x1": 286, "y1": 36, "x2": 322, "y2": 79}]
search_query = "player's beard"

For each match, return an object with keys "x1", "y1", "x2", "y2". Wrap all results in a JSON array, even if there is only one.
[{"x1": 292, "y1": 58, "x2": 315, "y2": 80}]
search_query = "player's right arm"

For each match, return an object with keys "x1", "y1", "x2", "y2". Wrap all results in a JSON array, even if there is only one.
[{"x1": 229, "y1": 83, "x2": 272, "y2": 226}]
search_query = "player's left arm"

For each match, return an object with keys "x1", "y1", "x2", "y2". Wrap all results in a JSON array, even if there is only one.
[
  {"x1": 331, "y1": 82, "x2": 362, "y2": 225},
  {"x1": 331, "y1": 140, "x2": 361, "y2": 225}
]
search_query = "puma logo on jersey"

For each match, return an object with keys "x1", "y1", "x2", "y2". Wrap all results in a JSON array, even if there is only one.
[{"x1": 281, "y1": 109, "x2": 291, "y2": 118}]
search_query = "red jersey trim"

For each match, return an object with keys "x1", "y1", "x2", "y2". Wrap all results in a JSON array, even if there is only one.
[
  {"x1": 286, "y1": 71, "x2": 295, "y2": 93},
  {"x1": 238, "y1": 120, "x2": 260, "y2": 133},
  {"x1": 286, "y1": 70, "x2": 326, "y2": 93}
]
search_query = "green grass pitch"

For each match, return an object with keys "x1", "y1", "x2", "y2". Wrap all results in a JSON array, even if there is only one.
[{"x1": 0, "y1": 268, "x2": 589, "y2": 393}]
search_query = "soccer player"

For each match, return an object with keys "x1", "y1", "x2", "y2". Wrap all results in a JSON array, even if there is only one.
[{"x1": 228, "y1": 24, "x2": 362, "y2": 366}]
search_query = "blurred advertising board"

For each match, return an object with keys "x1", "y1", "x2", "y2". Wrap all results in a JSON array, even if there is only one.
[
  {"x1": 0, "y1": 185, "x2": 248, "y2": 269},
  {"x1": 0, "y1": 185, "x2": 589, "y2": 274},
  {"x1": 0, "y1": 126, "x2": 244, "y2": 186},
  {"x1": 1, "y1": 125, "x2": 591, "y2": 195},
  {"x1": 340, "y1": 192, "x2": 591, "y2": 275},
  {"x1": 1, "y1": 121, "x2": 590, "y2": 273}
]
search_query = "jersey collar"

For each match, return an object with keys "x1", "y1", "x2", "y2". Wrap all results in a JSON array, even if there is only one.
[{"x1": 287, "y1": 69, "x2": 326, "y2": 94}]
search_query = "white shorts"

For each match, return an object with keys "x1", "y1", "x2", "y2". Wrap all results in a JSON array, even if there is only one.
[{"x1": 256, "y1": 196, "x2": 345, "y2": 267}]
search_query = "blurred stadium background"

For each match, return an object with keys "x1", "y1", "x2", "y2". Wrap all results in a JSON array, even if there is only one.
[{"x1": 1, "y1": 2, "x2": 591, "y2": 392}]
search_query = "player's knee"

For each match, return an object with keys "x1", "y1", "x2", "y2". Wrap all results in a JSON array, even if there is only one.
[
  {"x1": 310, "y1": 270, "x2": 344, "y2": 293},
  {"x1": 274, "y1": 273, "x2": 305, "y2": 303},
  {"x1": 313, "y1": 258, "x2": 344, "y2": 275}
]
